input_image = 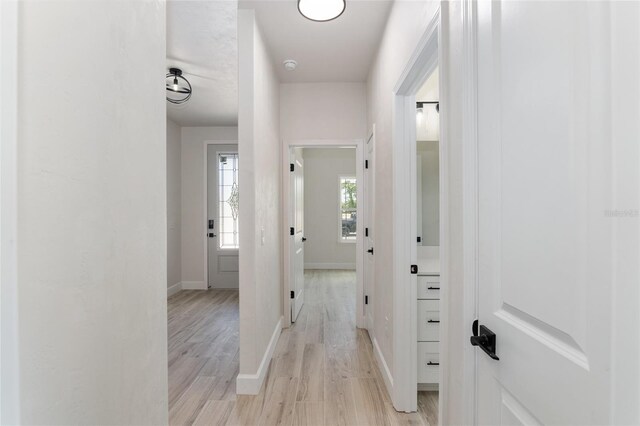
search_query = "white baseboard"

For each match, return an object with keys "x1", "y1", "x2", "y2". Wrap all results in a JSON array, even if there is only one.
[
  {"x1": 181, "y1": 281, "x2": 206, "y2": 290},
  {"x1": 372, "y1": 334, "x2": 394, "y2": 398},
  {"x1": 304, "y1": 262, "x2": 356, "y2": 270},
  {"x1": 236, "y1": 316, "x2": 283, "y2": 395},
  {"x1": 167, "y1": 282, "x2": 182, "y2": 297}
]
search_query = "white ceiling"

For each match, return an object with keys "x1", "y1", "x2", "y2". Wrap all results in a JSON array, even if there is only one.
[
  {"x1": 166, "y1": 1, "x2": 238, "y2": 126},
  {"x1": 242, "y1": 0, "x2": 393, "y2": 83},
  {"x1": 166, "y1": 0, "x2": 392, "y2": 126}
]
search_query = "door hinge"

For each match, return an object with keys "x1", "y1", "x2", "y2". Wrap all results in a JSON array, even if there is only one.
[
  {"x1": 290, "y1": 227, "x2": 294, "y2": 236},
  {"x1": 290, "y1": 163, "x2": 294, "y2": 172},
  {"x1": 365, "y1": 227, "x2": 369, "y2": 237},
  {"x1": 290, "y1": 291, "x2": 295, "y2": 299},
  {"x1": 410, "y1": 264, "x2": 418, "y2": 274},
  {"x1": 365, "y1": 159, "x2": 369, "y2": 169},
  {"x1": 365, "y1": 295, "x2": 369, "y2": 305},
  {"x1": 417, "y1": 236, "x2": 422, "y2": 243}
]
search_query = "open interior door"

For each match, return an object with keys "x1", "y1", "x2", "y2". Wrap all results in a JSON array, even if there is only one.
[
  {"x1": 474, "y1": 2, "x2": 626, "y2": 424},
  {"x1": 364, "y1": 134, "x2": 375, "y2": 330},
  {"x1": 290, "y1": 148, "x2": 305, "y2": 322}
]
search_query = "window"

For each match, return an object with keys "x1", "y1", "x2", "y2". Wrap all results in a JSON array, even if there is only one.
[
  {"x1": 339, "y1": 177, "x2": 357, "y2": 242},
  {"x1": 218, "y1": 153, "x2": 239, "y2": 249}
]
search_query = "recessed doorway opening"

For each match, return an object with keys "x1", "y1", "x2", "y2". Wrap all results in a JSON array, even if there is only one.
[{"x1": 282, "y1": 141, "x2": 366, "y2": 329}]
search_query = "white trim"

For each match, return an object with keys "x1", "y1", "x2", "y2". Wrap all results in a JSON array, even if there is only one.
[
  {"x1": 181, "y1": 281, "x2": 206, "y2": 290},
  {"x1": 372, "y1": 335, "x2": 394, "y2": 396},
  {"x1": 1, "y1": 1, "x2": 20, "y2": 423},
  {"x1": 236, "y1": 316, "x2": 283, "y2": 395},
  {"x1": 459, "y1": 2, "x2": 479, "y2": 425},
  {"x1": 282, "y1": 140, "x2": 365, "y2": 329},
  {"x1": 201, "y1": 140, "x2": 238, "y2": 291},
  {"x1": 167, "y1": 282, "x2": 182, "y2": 297},
  {"x1": 304, "y1": 263, "x2": 356, "y2": 270},
  {"x1": 391, "y1": 8, "x2": 444, "y2": 415}
]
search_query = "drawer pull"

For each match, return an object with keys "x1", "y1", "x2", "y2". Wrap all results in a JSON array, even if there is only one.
[
  {"x1": 427, "y1": 361, "x2": 440, "y2": 366},
  {"x1": 427, "y1": 286, "x2": 440, "y2": 290},
  {"x1": 428, "y1": 320, "x2": 440, "y2": 323}
]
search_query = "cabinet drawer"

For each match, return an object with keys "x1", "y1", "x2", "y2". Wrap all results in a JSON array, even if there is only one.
[
  {"x1": 418, "y1": 342, "x2": 440, "y2": 384},
  {"x1": 417, "y1": 300, "x2": 440, "y2": 341},
  {"x1": 417, "y1": 276, "x2": 440, "y2": 300}
]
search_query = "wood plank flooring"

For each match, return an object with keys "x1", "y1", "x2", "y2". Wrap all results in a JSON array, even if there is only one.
[{"x1": 168, "y1": 270, "x2": 438, "y2": 425}]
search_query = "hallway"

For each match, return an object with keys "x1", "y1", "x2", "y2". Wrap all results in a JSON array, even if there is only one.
[{"x1": 168, "y1": 270, "x2": 437, "y2": 425}]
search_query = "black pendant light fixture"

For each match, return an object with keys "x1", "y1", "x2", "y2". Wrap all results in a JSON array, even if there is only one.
[
  {"x1": 166, "y1": 68, "x2": 192, "y2": 105},
  {"x1": 298, "y1": 0, "x2": 346, "y2": 22}
]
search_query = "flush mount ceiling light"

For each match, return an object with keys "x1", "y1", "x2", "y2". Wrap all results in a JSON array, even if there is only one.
[
  {"x1": 166, "y1": 68, "x2": 192, "y2": 105},
  {"x1": 298, "y1": 0, "x2": 346, "y2": 22}
]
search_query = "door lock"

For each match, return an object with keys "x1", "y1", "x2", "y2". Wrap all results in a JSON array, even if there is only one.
[{"x1": 470, "y1": 321, "x2": 500, "y2": 360}]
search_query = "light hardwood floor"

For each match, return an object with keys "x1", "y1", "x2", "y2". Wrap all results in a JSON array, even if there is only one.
[{"x1": 168, "y1": 270, "x2": 438, "y2": 425}]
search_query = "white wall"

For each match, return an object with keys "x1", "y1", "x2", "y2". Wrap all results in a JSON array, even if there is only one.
[
  {"x1": 1, "y1": 1, "x2": 20, "y2": 423},
  {"x1": 280, "y1": 82, "x2": 366, "y2": 141},
  {"x1": 181, "y1": 126, "x2": 238, "y2": 288},
  {"x1": 366, "y1": 0, "x2": 440, "y2": 406},
  {"x1": 16, "y1": 1, "x2": 167, "y2": 423},
  {"x1": 303, "y1": 148, "x2": 357, "y2": 269},
  {"x1": 167, "y1": 119, "x2": 182, "y2": 294},
  {"x1": 237, "y1": 9, "x2": 283, "y2": 393}
]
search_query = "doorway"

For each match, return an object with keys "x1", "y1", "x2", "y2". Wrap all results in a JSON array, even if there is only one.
[
  {"x1": 391, "y1": 8, "x2": 450, "y2": 417},
  {"x1": 283, "y1": 141, "x2": 365, "y2": 329}
]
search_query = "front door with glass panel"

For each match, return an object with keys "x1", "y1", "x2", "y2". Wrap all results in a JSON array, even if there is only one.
[{"x1": 207, "y1": 144, "x2": 239, "y2": 289}]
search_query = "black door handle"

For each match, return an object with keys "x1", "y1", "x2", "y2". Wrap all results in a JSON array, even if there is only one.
[
  {"x1": 367, "y1": 248, "x2": 374, "y2": 254},
  {"x1": 302, "y1": 237, "x2": 307, "y2": 242},
  {"x1": 427, "y1": 361, "x2": 439, "y2": 366},
  {"x1": 427, "y1": 319, "x2": 440, "y2": 323},
  {"x1": 470, "y1": 323, "x2": 499, "y2": 360}
]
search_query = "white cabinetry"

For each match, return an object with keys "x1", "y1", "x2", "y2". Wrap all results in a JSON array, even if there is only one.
[{"x1": 417, "y1": 273, "x2": 440, "y2": 388}]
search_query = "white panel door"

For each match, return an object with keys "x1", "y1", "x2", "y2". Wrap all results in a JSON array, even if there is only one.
[
  {"x1": 364, "y1": 133, "x2": 375, "y2": 330},
  {"x1": 291, "y1": 148, "x2": 305, "y2": 322},
  {"x1": 207, "y1": 144, "x2": 239, "y2": 289},
  {"x1": 475, "y1": 2, "x2": 617, "y2": 424}
]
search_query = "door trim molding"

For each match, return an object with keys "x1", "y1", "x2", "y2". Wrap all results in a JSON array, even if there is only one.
[
  {"x1": 202, "y1": 140, "x2": 238, "y2": 290},
  {"x1": 282, "y1": 139, "x2": 365, "y2": 329},
  {"x1": 390, "y1": 6, "x2": 455, "y2": 417},
  {"x1": 459, "y1": 1, "x2": 480, "y2": 424}
]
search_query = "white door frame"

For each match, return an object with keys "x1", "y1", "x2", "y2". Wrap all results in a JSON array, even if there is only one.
[
  {"x1": 1, "y1": 1, "x2": 20, "y2": 423},
  {"x1": 202, "y1": 140, "x2": 238, "y2": 290},
  {"x1": 282, "y1": 139, "x2": 365, "y2": 328},
  {"x1": 391, "y1": 6, "x2": 477, "y2": 421}
]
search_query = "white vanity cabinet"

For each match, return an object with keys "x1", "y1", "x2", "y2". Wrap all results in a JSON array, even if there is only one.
[{"x1": 417, "y1": 248, "x2": 440, "y2": 388}]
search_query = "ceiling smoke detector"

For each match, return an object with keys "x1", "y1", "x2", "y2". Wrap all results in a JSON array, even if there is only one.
[{"x1": 283, "y1": 60, "x2": 298, "y2": 71}]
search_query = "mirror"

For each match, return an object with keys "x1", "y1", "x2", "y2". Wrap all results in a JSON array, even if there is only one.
[
  {"x1": 416, "y1": 68, "x2": 439, "y2": 247},
  {"x1": 417, "y1": 140, "x2": 439, "y2": 246}
]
